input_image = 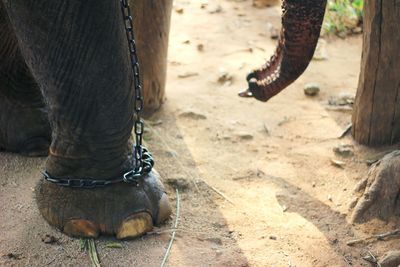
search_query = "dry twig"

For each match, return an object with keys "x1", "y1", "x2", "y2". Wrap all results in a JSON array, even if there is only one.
[{"x1": 347, "y1": 229, "x2": 400, "y2": 246}]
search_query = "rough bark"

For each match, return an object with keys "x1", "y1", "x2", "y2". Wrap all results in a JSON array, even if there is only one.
[
  {"x1": 132, "y1": 0, "x2": 173, "y2": 116},
  {"x1": 352, "y1": 0, "x2": 400, "y2": 146},
  {"x1": 351, "y1": 150, "x2": 400, "y2": 223}
]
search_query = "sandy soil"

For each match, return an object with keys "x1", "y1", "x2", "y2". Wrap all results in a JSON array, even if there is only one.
[{"x1": 1, "y1": 0, "x2": 400, "y2": 266}]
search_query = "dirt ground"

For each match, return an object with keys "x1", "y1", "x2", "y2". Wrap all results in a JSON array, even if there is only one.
[{"x1": 1, "y1": 0, "x2": 400, "y2": 266}]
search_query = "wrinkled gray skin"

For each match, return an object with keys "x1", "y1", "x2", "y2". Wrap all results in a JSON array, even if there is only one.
[
  {"x1": 242, "y1": 0, "x2": 327, "y2": 102},
  {"x1": 0, "y1": 0, "x2": 170, "y2": 238}
]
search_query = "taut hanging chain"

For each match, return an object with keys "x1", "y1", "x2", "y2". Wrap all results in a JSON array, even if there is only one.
[
  {"x1": 119, "y1": 0, "x2": 154, "y2": 183},
  {"x1": 42, "y1": 0, "x2": 154, "y2": 188}
]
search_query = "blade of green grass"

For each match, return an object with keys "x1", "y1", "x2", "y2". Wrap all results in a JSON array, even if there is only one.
[{"x1": 88, "y1": 239, "x2": 101, "y2": 267}]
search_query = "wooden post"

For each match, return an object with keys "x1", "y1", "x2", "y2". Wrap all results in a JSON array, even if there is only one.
[
  {"x1": 131, "y1": 0, "x2": 173, "y2": 116},
  {"x1": 352, "y1": 0, "x2": 400, "y2": 146}
]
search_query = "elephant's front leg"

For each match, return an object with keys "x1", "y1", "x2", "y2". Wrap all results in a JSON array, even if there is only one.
[{"x1": 4, "y1": 0, "x2": 171, "y2": 238}]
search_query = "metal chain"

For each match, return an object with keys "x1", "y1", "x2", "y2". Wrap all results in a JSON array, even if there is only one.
[
  {"x1": 42, "y1": 148, "x2": 154, "y2": 188},
  {"x1": 120, "y1": 0, "x2": 146, "y2": 173},
  {"x1": 42, "y1": 0, "x2": 154, "y2": 188}
]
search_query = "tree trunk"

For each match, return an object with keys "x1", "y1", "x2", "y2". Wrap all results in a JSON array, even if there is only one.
[
  {"x1": 352, "y1": 0, "x2": 400, "y2": 146},
  {"x1": 132, "y1": 0, "x2": 173, "y2": 116}
]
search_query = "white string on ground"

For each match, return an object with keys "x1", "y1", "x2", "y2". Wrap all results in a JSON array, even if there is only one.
[{"x1": 160, "y1": 188, "x2": 181, "y2": 267}]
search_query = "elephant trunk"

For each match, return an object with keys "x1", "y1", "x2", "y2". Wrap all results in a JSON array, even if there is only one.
[{"x1": 243, "y1": 0, "x2": 327, "y2": 102}]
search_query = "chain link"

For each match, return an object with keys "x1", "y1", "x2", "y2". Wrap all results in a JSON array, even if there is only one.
[
  {"x1": 42, "y1": 0, "x2": 154, "y2": 188},
  {"x1": 42, "y1": 148, "x2": 154, "y2": 189},
  {"x1": 120, "y1": 0, "x2": 146, "y2": 173}
]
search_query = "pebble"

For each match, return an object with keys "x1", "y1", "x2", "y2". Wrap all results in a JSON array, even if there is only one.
[
  {"x1": 148, "y1": 120, "x2": 163, "y2": 126},
  {"x1": 197, "y1": 43, "x2": 204, "y2": 51},
  {"x1": 333, "y1": 144, "x2": 354, "y2": 157},
  {"x1": 330, "y1": 159, "x2": 346, "y2": 168},
  {"x1": 165, "y1": 177, "x2": 191, "y2": 192},
  {"x1": 175, "y1": 7, "x2": 184, "y2": 14},
  {"x1": 236, "y1": 132, "x2": 254, "y2": 140},
  {"x1": 266, "y1": 23, "x2": 279, "y2": 40},
  {"x1": 304, "y1": 83, "x2": 320, "y2": 96},
  {"x1": 206, "y1": 237, "x2": 223, "y2": 245},
  {"x1": 217, "y1": 68, "x2": 234, "y2": 85},
  {"x1": 352, "y1": 26, "x2": 362, "y2": 34},
  {"x1": 178, "y1": 72, "x2": 199, "y2": 79},
  {"x1": 328, "y1": 92, "x2": 355, "y2": 106},
  {"x1": 208, "y1": 4, "x2": 222, "y2": 14},
  {"x1": 252, "y1": 0, "x2": 280, "y2": 8},
  {"x1": 41, "y1": 234, "x2": 58, "y2": 244},
  {"x1": 179, "y1": 111, "x2": 207, "y2": 120},
  {"x1": 338, "y1": 92, "x2": 355, "y2": 105},
  {"x1": 165, "y1": 150, "x2": 178, "y2": 158}
]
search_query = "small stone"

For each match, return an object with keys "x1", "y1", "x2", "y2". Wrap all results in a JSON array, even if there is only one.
[
  {"x1": 178, "y1": 72, "x2": 199, "y2": 79},
  {"x1": 237, "y1": 132, "x2": 253, "y2": 140},
  {"x1": 197, "y1": 43, "x2": 204, "y2": 51},
  {"x1": 169, "y1": 61, "x2": 182, "y2": 66},
  {"x1": 379, "y1": 251, "x2": 400, "y2": 267},
  {"x1": 328, "y1": 92, "x2": 355, "y2": 106},
  {"x1": 338, "y1": 92, "x2": 355, "y2": 105},
  {"x1": 269, "y1": 235, "x2": 277, "y2": 240},
  {"x1": 165, "y1": 178, "x2": 191, "y2": 192},
  {"x1": 333, "y1": 144, "x2": 354, "y2": 157},
  {"x1": 179, "y1": 111, "x2": 207, "y2": 120},
  {"x1": 266, "y1": 23, "x2": 279, "y2": 40},
  {"x1": 328, "y1": 195, "x2": 333, "y2": 202},
  {"x1": 4, "y1": 253, "x2": 22, "y2": 260},
  {"x1": 175, "y1": 7, "x2": 184, "y2": 14},
  {"x1": 165, "y1": 150, "x2": 178, "y2": 158},
  {"x1": 312, "y1": 182, "x2": 316, "y2": 188},
  {"x1": 208, "y1": 4, "x2": 222, "y2": 14},
  {"x1": 217, "y1": 68, "x2": 234, "y2": 85},
  {"x1": 304, "y1": 83, "x2": 320, "y2": 96},
  {"x1": 352, "y1": 26, "x2": 362, "y2": 34},
  {"x1": 330, "y1": 159, "x2": 346, "y2": 168},
  {"x1": 148, "y1": 120, "x2": 163, "y2": 126},
  {"x1": 206, "y1": 237, "x2": 223, "y2": 245},
  {"x1": 41, "y1": 234, "x2": 58, "y2": 244},
  {"x1": 252, "y1": 0, "x2": 280, "y2": 8},
  {"x1": 182, "y1": 39, "x2": 190, "y2": 44},
  {"x1": 221, "y1": 135, "x2": 231, "y2": 140}
]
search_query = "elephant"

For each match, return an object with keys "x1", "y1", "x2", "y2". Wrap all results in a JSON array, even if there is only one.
[
  {"x1": 0, "y1": 0, "x2": 326, "y2": 239},
  {"x1": 240, "y1": 0, "x2": 327, "y2": 102},
  {"x1": 0, "y1": 0, "x2": 172, "y2": 239}
]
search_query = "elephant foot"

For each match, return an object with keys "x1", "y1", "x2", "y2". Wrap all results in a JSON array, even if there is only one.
[
  {"x1": 0, "y1": 97, "x2": 51, "y2": 156},
  {"x1": 35, "y1": 169, "x2": 172, "y2": 239}
]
